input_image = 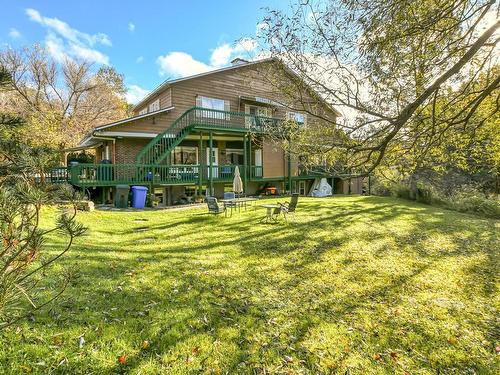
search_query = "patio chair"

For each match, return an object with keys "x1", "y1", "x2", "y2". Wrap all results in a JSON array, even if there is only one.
[
  {"x1": 271, "y1": 206, "x2": 282, "y2": 222},
  {"x1": 223, "y1": 192, "x2": 235, "y2": 200},
  {"x1": 206, "y1": 197, "x2": 230, "y2": 217},
  {"x1": 279, "y1": 193, "x2": 299, "y2": 221},
  {"x1": 223, "y1": 191, "x2": 238, "y2": 213}
]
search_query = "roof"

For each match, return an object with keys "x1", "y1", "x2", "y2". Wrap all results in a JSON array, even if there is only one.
[
  {"x1": 76, "y1": 106, "x2": 175, "y2": 147},
  {"x1": 93, "y1": 106, "x2": 175, "y2": 132}
]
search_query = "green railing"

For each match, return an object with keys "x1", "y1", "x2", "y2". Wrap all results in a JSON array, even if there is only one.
[
  {"x1": 135, "y1": 107, "x2": 282, "y2": 165},
  {"x1": 69, "y1": 163, "x2": 252, "y2": 186},
  {"x1": 48, "y1": 167, "x2": 70, "y2": 183}
]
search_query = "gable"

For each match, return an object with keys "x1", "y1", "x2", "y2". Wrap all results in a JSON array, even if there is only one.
[{"x1": 132, "y1": 58, "x2": 340, "y2": 119}]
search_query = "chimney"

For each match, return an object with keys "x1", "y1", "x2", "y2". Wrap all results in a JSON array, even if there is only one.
[{"x1": 230, "y1": 58, "x2": 249, "y2": 66}]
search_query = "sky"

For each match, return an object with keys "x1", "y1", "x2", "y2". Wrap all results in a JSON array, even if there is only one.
[{"x1": 0, "y1": 0, "x2": 289, "y2": 104}]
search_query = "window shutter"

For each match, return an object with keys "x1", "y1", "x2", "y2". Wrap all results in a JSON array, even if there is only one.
[
  {"x1": 224, "y1": 100, "x2": 230, "y2": 120},
  {"x1": 195, "y1": 96, "x2": 202, "y2": 117}
]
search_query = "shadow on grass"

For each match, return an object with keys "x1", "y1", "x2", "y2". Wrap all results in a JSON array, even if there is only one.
[{"x1": 9, "y1": 196, "x2": 497, "y2": 374}]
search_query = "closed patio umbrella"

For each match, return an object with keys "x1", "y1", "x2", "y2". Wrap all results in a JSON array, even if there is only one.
[{"x1": 233, "y1": 166, "x2": 243, "y2": 195}]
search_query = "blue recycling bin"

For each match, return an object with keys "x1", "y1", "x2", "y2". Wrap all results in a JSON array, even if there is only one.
[{"x1": 131, "y1": 186, "x2": 148, "y2": 209}]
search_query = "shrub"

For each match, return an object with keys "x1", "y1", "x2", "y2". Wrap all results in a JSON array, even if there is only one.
[
  {"x1": 394, "y1": 184, "x2": 411, "y2": 200},
  {"x1": 416, "y1": 187, "x2": 432, "y2": 204},
  {"x1": 372, "y1": 177, "x2": 499, "y2": 218},
  {"x1": 439, "y1": 188, "x2": 500, "y2": 218}
]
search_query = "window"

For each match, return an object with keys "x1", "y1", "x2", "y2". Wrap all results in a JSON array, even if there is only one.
[
  {"x1": 149, "y1": 99, "x2": 160, "y2": 113},
  {"x1": 171, "y1": 146, "x2": 198, "y2": 165},
  {"x1": 201, "y1": 96, "x2": 224, "y2": 111},
  {"x1": 138, "y1": 107, "x2": 147, "y2": 115},
  {"x1": 225, "y1": 148, "x2": 244, "y2": 165},
  {"x1": 287, "y1": 111, "x2": 306, "y2": 126},
  {"x1": 299, "y1": 181, "x2": 306, "y2": 195},
  {"x1": 196, "y1": 96, "x2": 229, "y2": 119}
]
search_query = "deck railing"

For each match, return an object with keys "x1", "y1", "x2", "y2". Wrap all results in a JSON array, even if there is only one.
[
  {"x1": 56, "y1": 162, "x2": 352, "y2": 186},
  {"x1": 68, "y1": 163, "x2": 258, "y2": 186}
]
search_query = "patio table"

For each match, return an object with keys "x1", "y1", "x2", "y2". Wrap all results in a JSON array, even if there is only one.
[
  {"x1": 260, "y1": 204, "x2": 281, "y2": 223},
  {"x1": 220, "y1": 197, "x2": 259, "y2": 212}
]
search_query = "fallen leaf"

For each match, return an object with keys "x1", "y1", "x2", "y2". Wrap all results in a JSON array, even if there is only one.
[
  {"x1": 141, "y1": 340, "x2": 150, "y2": 350},
  {"x1": 447, "y1": 337, "x2": 458, "y2": 345},
  {"x1": 390, "y1": 351, "x2": 398, "y2": 360},
  {"x1": 118, "y1": 355, "x2": 128, "y2": 364},
  {"x1": 373, "y1": 353, "x2": 381, "y2": 361},
  {"x1": 192, "y1": 347, "x2": 200, "y2": 356}
]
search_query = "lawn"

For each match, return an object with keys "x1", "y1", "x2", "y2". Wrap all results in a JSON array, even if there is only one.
[{"x1": 0, "y1": 196, "x2": 498, "y2": 374}]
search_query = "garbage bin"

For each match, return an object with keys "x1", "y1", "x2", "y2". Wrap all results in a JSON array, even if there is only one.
[
  {"x1": 115, "y1": 185, "x2": 130, "y2": 208},
  {"x1": 131, "y1": 186, "x2": 148, "y2": 209}
]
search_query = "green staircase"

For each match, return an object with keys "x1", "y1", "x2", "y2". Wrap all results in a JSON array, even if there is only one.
[
  {"x1": 135, "y1": 108, "x2": 196, "y2": 165},
  {"x1": 135, "y1": 107, "x2": 281, "y2": 165}
]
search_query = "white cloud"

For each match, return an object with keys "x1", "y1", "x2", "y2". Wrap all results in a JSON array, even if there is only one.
[
  {"x1": 45, "y1": 33, "x2": 68, "y2": 62},
  {"x1": 210, "y1": 44, "x2": 233, "y2": 67},
  {"x1": 25, "y1": 8, "x2": 111, "y2": 65},
  {"x1": 126, "y1": 84, "x2": 150, "y2": 104},
  {"x1": 8, "y1": 28, "x2": 21, "y2": 39},
  {"x1": 128, "y1": 22, "x2": 135, "y2": 32},
  {"x1": 158, "y1": 38, "x2": 259, "y2": 77},
  {"x1": 26, "y1": 8, "x2": 111, "y2": 46},
  {"x1": 69, "y1": 43, "x2": 109, "y2": 65},
  {"x1": 157, "y1": 52, "x2": 212, "y2": 77},
  {"x1": 136, "y1": 56, "x2": 144, "y2": 63}
]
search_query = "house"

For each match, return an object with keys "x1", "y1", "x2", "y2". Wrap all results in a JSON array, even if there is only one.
[{"x1": 68, "y1": 58, "x2": 366, "y2": 205}]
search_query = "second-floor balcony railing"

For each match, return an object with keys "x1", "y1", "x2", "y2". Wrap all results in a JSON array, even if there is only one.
[{"x1": 191, "y1": 107, "x2": 282, "y2": 132}]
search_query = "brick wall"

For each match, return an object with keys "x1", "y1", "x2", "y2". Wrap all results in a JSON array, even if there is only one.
[{"x1": 115, "y1": 138, "x2": 149, "y2": 164}]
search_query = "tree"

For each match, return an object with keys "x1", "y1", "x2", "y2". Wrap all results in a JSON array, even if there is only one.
[
  {"x1": 0, "y1": 64, "x2": 86, "y2": 329},
  {"x1": 383, "y1": 66, "x2": 500, "y2": 195},
  {"x1": 259, "y1": 0, "x2": 499, "y2": 174},
  {"x1": 0, "y1": 45, "x2": 128, "y2": 149}
]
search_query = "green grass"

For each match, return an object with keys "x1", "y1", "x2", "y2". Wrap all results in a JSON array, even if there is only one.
[{"x1": 0, "y1": 196, "x2": 498, "y2": 374}]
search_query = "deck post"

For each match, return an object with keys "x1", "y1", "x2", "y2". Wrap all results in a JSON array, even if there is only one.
[
  {"x1": 243, "y1": 134, "x2": 248, "y2": 192},
  {"x1": 198, "y1": 132, "x2": 203, "y2": 195},
  {"x1": 287, "y1": 138, "x2": 292, "y2": 194},
  {"x1": 248, "y1": 134, "x2": 252, "y2": 180},
  {"x1": 209, "y1": 132, "x2": 214, "y2": 196}
]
